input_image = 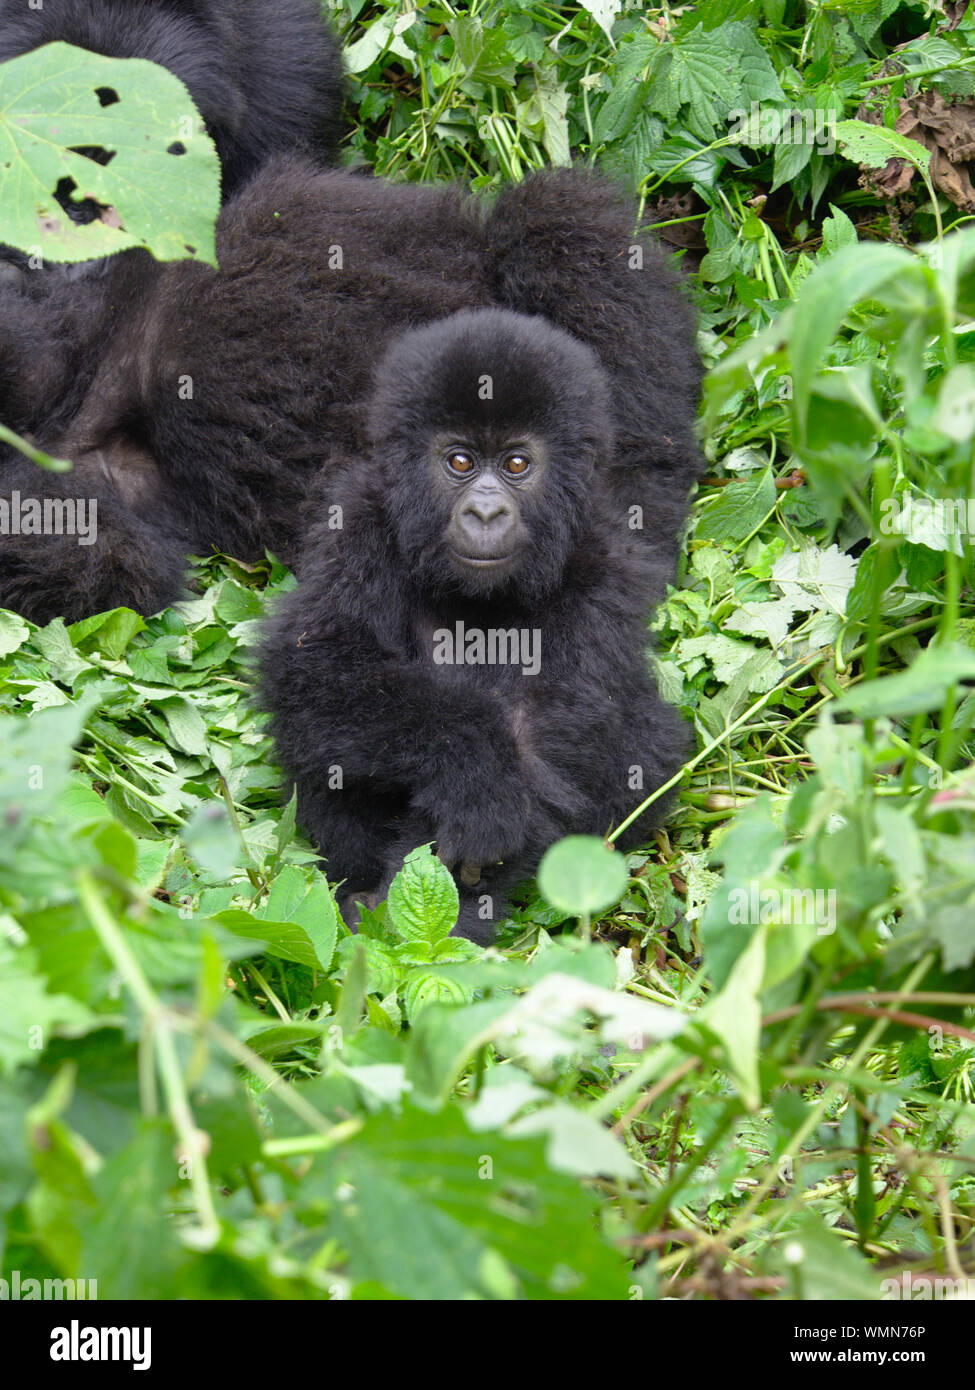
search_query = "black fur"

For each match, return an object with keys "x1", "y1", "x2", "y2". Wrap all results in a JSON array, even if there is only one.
[
  {"x1": 260, "y1": 308, "x2": 691, "y2": 941},
  {"x1": 0, "y1": 2, "x2": 345, "y2": 609},
  {"x1": 1, "y1": 158, "x2": 702, "y2": 623}
]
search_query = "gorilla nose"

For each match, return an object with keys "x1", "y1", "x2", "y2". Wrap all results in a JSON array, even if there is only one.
[{"x1": 463, "y1": 496, "x2": 511, "y2": 525}]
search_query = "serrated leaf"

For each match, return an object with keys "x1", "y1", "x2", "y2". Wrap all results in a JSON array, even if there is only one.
[
  {"x1": 772, "y1": 541, "x2": 857, "y2": 616},
  {"x1": 387, "y1": 845, "x2": 459, "y2": 944},
  {"x1": 0, "y1": 608, "x2": 30, "y2": 657},
  {"x1": 696, "y1": 469, "x2": 776, "y2": 541},
  {"x1": 835, "y1": 117, "x2": 931, "y2": 175}
]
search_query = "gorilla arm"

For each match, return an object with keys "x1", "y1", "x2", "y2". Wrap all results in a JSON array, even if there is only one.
[{"x1": 261, "y1": 609, "x2": 535, "y2": 871}]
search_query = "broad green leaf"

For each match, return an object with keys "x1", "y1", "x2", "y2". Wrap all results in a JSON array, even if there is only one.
[
  {"x1": 770, "y1": 1211, "x2": 882, "y2": 1300},
  {"x1": 787, "y1": 242, "x2": 916, "y2": 438},
  {"x1": 0, "y1": 939, "x2": 93, "y2": 1073},
  {"x1": 695, "y1": 469, "x2": 776, "y2": 542},
  {"x1": 837, "y1": 644, "x2": 975, "y2": 718},
  {"x1": 215, "y1": 874, "x2": 337, "y2": 973},
  {"x1": 0, "y1": 608, "x2": 30, "y2": 657},
  {"x1": 0, "y1": 697, "x2": 96, "y2": 863},
  {"x1": 311, "y1": 1102, "x2": 630, "y2": 1300},
  {"x1": 67, "y1": 608, "x2": 145, "y2": 659},
  {"x1": 537, "y1": 835, "x2": 628, "y2": 917},
  {"x1": 835, "y1": 117, "x2": 931, "y2": 176},
  {"x1": 0, "y1": 42, "x2": 219, "y2": 264},
  {"x1": 182, "y1": 802, "x2": 244, "y2": 881}
]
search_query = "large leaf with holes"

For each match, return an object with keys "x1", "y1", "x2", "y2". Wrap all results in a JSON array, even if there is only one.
[{"x1": 0, "y1": 42, "x2": 219, "y2": 264}]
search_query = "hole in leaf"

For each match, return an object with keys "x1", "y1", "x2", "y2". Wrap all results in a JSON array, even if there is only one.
[
  {"x1": 54, "y1": 176, "x2": 113, "y2": 227},
  {"x1": 167, "y1": 141, "x2": 187, "y2": 156},
  {"x1": 95, "y1": 86, "x2": 119, "y2": 107},
  {"x1": 68, "y1": 144, "x2": 116, "y2": 168}
]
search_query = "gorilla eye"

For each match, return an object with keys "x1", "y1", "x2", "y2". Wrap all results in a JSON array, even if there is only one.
[
  {"x1": 503, "y1": 454, "x2": 531, "y2": 477},
  {"x1": 446, "y1": 451, "x2": 475, "y2": 476}
]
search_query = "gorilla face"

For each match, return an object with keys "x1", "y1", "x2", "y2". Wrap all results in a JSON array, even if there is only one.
[
  {"x1": 435, "y1": 430, "x2": 545, "y2": 590},
  {"x1": 368, "y1": 308, "x2": 613, "y2": 603}
]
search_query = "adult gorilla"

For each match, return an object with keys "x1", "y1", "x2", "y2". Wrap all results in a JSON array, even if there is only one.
[{"x1": 0, "y1": 159, "x2": 702, "y2": 624}]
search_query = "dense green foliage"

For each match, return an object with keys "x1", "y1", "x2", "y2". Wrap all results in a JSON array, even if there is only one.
[{"x1": 1, "y1": 1, "x2": 974, "y2": 1300}]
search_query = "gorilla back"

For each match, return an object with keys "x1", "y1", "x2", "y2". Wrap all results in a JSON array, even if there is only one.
[{"x1": 0, "y1": 157, "x2": 702, "y2": 623}]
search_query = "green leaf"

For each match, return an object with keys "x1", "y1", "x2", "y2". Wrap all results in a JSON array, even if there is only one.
[
  {"x1": 835, "y1": 117, "x2": 931, "y2": 176},
  {"x1": 787, "y1": 242, "x2": 916, "y2": 444},
  {"x1": 537, "y1": 836, "x2": 628, "y2": 917},
  {"x1": 696, "y1": 469, "x2": 776, "y2": 542},
  {"x1": 837, "y1": 644, "x2": 975, "y2": 718},
  {"x1": 157, "y1": 697, "x2": 208, "y2": 756},
  {"x1": 312, "y1": 1102, "x2": 630, "y2": 1300},
  {"x1": 593, "y1": 79, "x2": 646, "y2": 146},
  {"x1": 652, "y1": 28, "x2": 740, "y2": 140},
  {"x1": 401, "y1": 972, "x2": 471, "y2": 1023},
  {"x1": 67, "y1": 608, "x2": 145, "y2": 659},
  {"x1": 181, "y1": 802, "x2": 244, "y2": 881},
  {"x1": 387, "y1": 845, "x2": 459, "y2": 944},
  {"x1": 508, "y1": 1101, "x2": 637, "y2": 1179},
  {"x1": 0, "y1": 697, "x2": 96, "y2": 864},
  {"x1": 695, "y1": 926, "x2": 765, "y2": 1109},
  {"x1": 0, "y1": 939, "x2": 93, "y2": 1073},
  {"x1": 215, "y1": 873, "x2": 337, "y2": 972},
  {"x1": 0, "y1": 42, "x2": 219, "y2": 264},
  {"x1": 770, "y1": 1211, "x2": 882, "y2": 1300},
  {"x1": 579, "y1": 0, "x2": 623, "y2": 42},
  {"x1": 0, "y1": 608, "x2": 30, "y2": 657}
]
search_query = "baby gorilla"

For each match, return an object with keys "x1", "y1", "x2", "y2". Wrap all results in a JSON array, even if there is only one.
[{"x1": 261, "y1": 309, "x2": 688, "y2": 942}]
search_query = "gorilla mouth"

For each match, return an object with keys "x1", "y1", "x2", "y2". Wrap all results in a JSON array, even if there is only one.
[{"x1": 450, "y1": 549, "x2": 518, "y2": 569}]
